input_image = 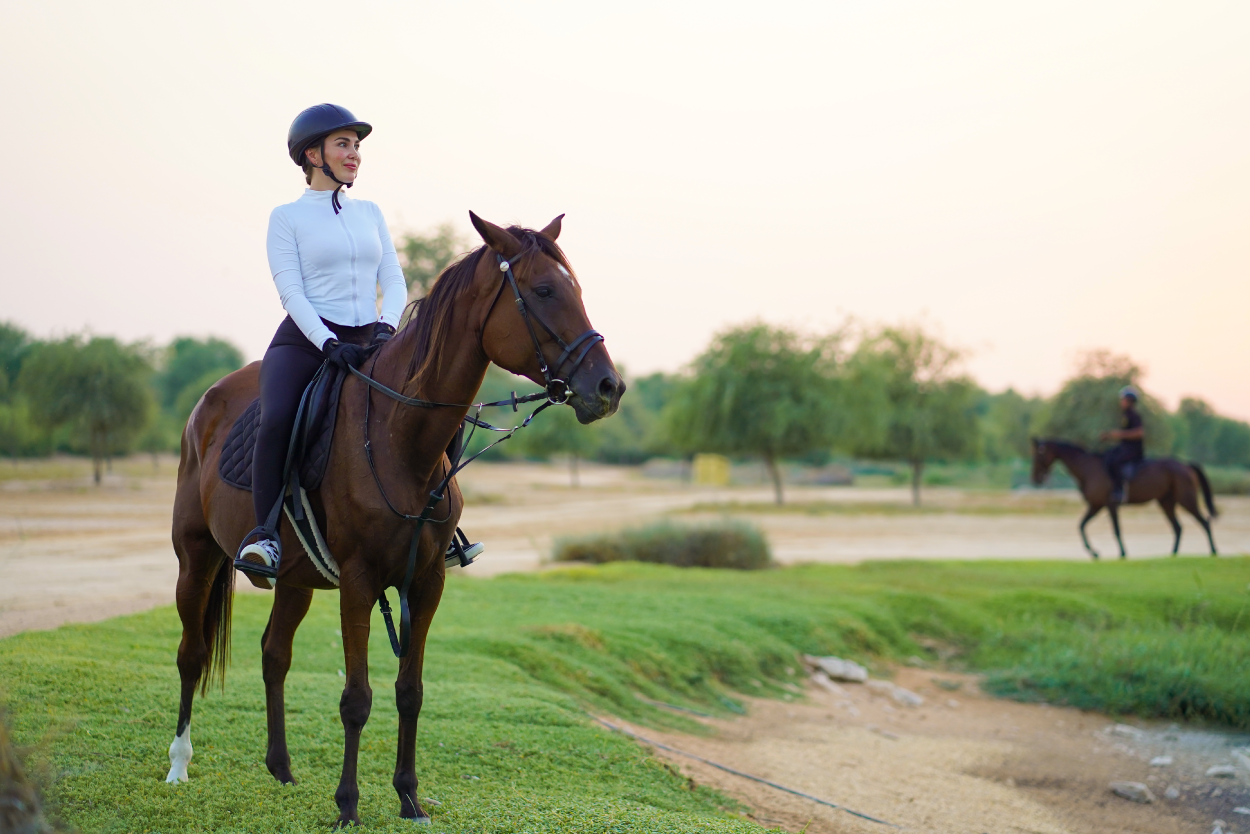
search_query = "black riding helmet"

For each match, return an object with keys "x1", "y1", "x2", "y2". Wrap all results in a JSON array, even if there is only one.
[{"x1": 287, "y1": 104, "x2": 372, "y2": 213}]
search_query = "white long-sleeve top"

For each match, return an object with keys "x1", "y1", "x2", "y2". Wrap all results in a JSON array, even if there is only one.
[{"x1": 266, "y1": 188, "x2": 407, "y2": 349}]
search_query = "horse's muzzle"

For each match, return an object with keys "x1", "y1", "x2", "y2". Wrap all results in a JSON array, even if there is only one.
[{"x1": 571, "y1": 369, "x2": 625, "y2": 424}]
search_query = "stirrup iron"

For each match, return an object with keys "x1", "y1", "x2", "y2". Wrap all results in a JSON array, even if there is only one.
[{"x1": 445, "y1": 527, "x2": 483, "y2": 569}]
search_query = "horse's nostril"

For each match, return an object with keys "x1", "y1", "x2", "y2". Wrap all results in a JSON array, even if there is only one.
[{"x1": 598, "y1": 374, "x2": 622, "y2": 402}]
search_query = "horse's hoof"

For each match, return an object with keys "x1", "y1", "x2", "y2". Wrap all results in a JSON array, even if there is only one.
[
  {"x1": 333, "y1": 818, "x2": 361, "y2": 829},
  {"x1": 406, "y1": 816, "x2": 432, "y2": 825}
]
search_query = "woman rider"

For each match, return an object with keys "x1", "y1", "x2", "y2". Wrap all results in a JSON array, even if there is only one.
[{"x1": 234, "y1": 103, "x2": 402, "y2": 585}]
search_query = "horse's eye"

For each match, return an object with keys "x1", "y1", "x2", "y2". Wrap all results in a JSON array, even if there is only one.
[{"x1": 534, "y1": 286, "x2": 553, "y2": 299}]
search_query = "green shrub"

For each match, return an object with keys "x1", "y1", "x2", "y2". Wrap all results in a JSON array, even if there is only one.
[
  {"x1": 553, "y1": 521, "x2": 772, "y2": 570},
  {"x1": 1205, "y1": 466, "x2": 1250, "y2": 495}
]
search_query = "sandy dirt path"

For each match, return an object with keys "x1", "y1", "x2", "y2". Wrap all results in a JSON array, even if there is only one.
[
  {"x1": 606, "y1": 667, "x2": 1250, "y2": 834},
  {"x1": 2, "y1": 457, "x2": 1248, "y2": 637}
]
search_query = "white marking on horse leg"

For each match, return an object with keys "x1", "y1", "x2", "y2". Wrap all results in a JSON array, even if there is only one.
[{"x1": 165, "y1": 724, "x2": 192, "y2": 783}]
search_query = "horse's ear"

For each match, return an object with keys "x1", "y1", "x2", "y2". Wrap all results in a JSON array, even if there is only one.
[
  {"x1": 538, "y1": 214, "x2": 564, "y2": 242},
  {"x1": 469, "y1": 211, "x2": 522, "y2": 259}
]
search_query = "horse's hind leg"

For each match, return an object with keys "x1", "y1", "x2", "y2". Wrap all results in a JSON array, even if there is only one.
[
  {"x1": 262, "y1": 584, "x2": 314, "y2": 785},
  {"x1": 1158, "y1": 497, "x2": 1182, "y2": 555},
  {"x1": 1178, "y1": 490, "x2": 1218, "y2": 556},
  {"x1": 393, "y1": 572, "x2": 445, "y2": 822},
  {"x1": 1108, "y1": 505, "x2": 1127, "y2": 558},
  {"x1": 1078, "y1": 505, "x2": 1102, "y2": 560},
  {"x1": 168, "y1": 528, "x2": 231, "y2": 783}
]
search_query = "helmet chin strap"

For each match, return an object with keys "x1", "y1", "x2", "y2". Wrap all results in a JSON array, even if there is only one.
[{"x1": 316, "y1": 137, "x2": 353, "y2": 214}]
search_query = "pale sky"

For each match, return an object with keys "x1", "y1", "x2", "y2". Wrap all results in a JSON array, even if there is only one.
[{"x1": 3, "y1": 1, "x2": 1248, "y2": 417}]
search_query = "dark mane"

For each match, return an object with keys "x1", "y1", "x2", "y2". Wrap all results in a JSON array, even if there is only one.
[
  {"x1": 1039, "y1": 438, "x2": 1088, "y2": 455},
  {"x1": 398, "y1": 227, "x2": 576, "y2": 395}
]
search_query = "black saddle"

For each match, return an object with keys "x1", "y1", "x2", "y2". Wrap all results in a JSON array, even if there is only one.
[{"x1": 218, "y1": 362, "x2": 344, "y2": 493}]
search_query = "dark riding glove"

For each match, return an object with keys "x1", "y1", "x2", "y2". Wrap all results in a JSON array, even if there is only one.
[
  {"x1": 322, "y1": 338, "x2": 367, "y2": 371},
  {"x1": 371, "y1": 321, "x2": 396, "y2": 347}
]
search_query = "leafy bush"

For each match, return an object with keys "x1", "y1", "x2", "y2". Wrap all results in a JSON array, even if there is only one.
[
  {"x1": 554, "y1": 521, "x2": 772, "y2": 570},
  {"x1": 1205, "y1": 466, "x2": 1250, "y2": 495}
]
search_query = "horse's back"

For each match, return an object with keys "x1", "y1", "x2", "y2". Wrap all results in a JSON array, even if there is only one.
[
  {"x1": 175, "y1": 363, "x2": 260, "y2": 545},
  {"x1": 184, "y1": 362, "x2": 261, "y2": 467}
]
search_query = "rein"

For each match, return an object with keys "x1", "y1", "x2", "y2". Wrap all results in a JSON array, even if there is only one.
[{"x1": 357, "y1": 246, "x2": 603, "y2": 658}]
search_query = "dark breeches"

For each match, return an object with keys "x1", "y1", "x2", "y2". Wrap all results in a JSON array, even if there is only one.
[
  {"x1": 252, "y1": 316, "x2": 372, "y2": 526},
  {"x1": 1104, "y1": 445, "x2": 1143, "y2": 493}
]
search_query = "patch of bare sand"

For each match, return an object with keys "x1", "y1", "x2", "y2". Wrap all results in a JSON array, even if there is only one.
[{"x1": 604, "y1": 667, "x2": 1245, "y2": 834}]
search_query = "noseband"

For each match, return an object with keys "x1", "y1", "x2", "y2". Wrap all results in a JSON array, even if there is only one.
[{"x1": 493, "y1": 251, "x2": 604, "y2": 405}]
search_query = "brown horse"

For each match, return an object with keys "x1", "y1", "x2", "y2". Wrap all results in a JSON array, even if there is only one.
[
  {"x1": 167, "y1": 213, "x2": 623, "y2": 827},
  {"x1": 1030, "y1": 438, "x2": 1217, "y2": 559}
]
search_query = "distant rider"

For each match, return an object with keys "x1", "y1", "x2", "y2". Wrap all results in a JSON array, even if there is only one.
[
  {"x1": 235, "y1": 104, "x2": 480, "y2": 587},
  {"x1": 1099, "y1": 386, "x2": 1145, "y2": 505}
]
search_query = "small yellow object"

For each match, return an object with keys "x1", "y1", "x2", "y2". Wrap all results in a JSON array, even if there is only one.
[{"x1": 692, "y1": 453, "x2": 731, "y2": 486}]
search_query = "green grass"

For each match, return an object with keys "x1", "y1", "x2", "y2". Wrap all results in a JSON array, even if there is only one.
[{"x1": 2, "y1": 557, "x2": 1249, "y2": 832}]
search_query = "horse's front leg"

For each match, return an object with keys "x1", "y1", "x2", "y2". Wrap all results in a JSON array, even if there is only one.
[
  {"x1": 393, "y1": 568, "x2": 445, "y2": 822},
  {"x1": 1078, "y1": 505, "x2": 1101, "y2": 560},
  {"x1": 1108, "y1": 505, "x2": 1127, "y2": 558},
  {"x1": 334, "y1": 576, "x2": 376, "y2": 828},
  {"x1": 261, "y1": 584, "x2": 314, "y2": 784}
]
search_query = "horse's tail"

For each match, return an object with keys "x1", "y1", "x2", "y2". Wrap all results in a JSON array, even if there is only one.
[
  {"x1": 199, "y1": 558, "x2": 235, "y2": 696},
  {"x1": 1189, "y1": 462, "x2": 1218, "y2": 519}
]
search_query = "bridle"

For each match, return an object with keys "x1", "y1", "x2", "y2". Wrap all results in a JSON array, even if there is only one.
[
  {"x1": 491, "y1": 249, "x2": 603, "y2": 405},
  {"x1": 349, "y1": 241, "x2": 605, "y2": 657}
]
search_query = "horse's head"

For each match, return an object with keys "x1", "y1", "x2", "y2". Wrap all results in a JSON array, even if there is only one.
[
  {"x1": 470, "y1": 212, "x2": 624, "y2": 424},
  {"x1": 1030, "y1": 438, "x2": 1056, "y2": 486}
]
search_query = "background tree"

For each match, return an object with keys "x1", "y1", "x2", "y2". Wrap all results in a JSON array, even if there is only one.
[
  {"x1": 664, "y1": 323, "x2": 843, "y2": 504},
  {"x1": 154, "y1": 337, "x2": 244, "y2": 411},
  {"x1": 1174, "y1": 397, "x2": 1250, "y2": 467},
  {"x1": 395, "y1": 223, "x2": 471, "y2": 298},
  {"x1": 0, "y1": 323, "x2": 32, "y2": 394},
  {"x1": 978, "y1": 388, "x2": 1045, "y2": 462},
  {"x1": 1036, "y1": 350, "x2": 1174, "y2": 454},
  {"x1": 0, "y1": 323, "x2": 39, "y2": 460},
  {"x1": 19, "y1": 337, "x2": 154, "y2": 483},
  {"x1": 844, "y1": 325, "x2": 980, "y2": 505}
]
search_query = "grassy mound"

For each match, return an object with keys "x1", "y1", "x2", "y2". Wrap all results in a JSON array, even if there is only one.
[
  {"x1": 553, "y1": 520, "x2": 772, "y2": 569},
  {"x1": 0, "y1": 557, "x2": 1247, "y2": 832}
]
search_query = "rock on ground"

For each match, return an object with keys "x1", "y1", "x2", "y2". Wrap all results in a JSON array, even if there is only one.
[
  {"x1": 802, "y1": 654, "x2": 868, "y2": 682},
  {"x1": 1110, "y1": 781, "x2": 1156, "y2": 803},
  {"x1": 865, "y1": 678, "x2": 925, "y2": 707}
]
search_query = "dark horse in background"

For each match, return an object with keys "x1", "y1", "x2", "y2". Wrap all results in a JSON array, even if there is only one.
[
  {"x1": 1031, "y1": 438, "x2": 1217, "y2": 559},
  {"x1": 167, "y1": 213, "x2": 623, "y2": 827}
]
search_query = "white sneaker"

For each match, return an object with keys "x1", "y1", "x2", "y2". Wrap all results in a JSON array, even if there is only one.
[{"x1": 236, "y1": 537, "x2": 280, "y2": 588}]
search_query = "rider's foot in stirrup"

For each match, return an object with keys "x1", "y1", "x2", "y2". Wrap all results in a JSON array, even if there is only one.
[
  {"x1": 236, "y1": 536, "x2": 280, "y2": 589},
  {"x1": 1110, "y1": 488, "x2": 1126, "y2": 506}
]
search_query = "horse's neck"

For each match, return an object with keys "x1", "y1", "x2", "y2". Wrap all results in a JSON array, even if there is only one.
[
  {"x1": 369, "y1": 312, "x2": 490, "y2": 478},
  {"x1": 1054, "y1": 445, "x2": 1098, "y2": 487}
]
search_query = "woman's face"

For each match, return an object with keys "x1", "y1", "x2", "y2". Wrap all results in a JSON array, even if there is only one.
[{"x1": 305, "y1": 129, "x2": 362, "y2": 183}]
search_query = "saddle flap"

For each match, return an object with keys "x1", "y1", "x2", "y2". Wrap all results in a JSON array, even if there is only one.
[{"x1": 217, "y1": 360, "x2": 346, "y2": 492}]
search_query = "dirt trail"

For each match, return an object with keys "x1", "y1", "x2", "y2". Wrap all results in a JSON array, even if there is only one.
[
  {"x1": 2, "y1": 457, "x2": 1248, "y2": 637},
  {"x1": 610, "y1": 667, "x2": 1250, "y2": 834}
]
